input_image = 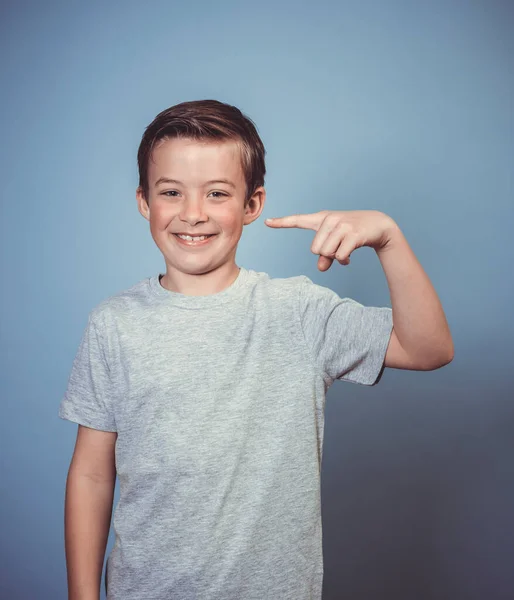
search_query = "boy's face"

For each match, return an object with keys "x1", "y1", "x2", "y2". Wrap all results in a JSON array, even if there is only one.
[{"x1": 136, "y1": 137, "x2": 265, "y2": 290}]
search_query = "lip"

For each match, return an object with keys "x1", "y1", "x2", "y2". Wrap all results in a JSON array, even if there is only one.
[{"x1": 171, "y1": 233, "x2": 218, "y2": 248}]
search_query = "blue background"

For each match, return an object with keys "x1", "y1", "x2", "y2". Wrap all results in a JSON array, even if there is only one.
[{"x1": 1, "y1": 1, "x2": 513, "y2": 598}]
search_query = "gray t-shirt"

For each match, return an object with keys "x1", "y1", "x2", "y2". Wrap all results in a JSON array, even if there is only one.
[{"x1": 59, "y1": 266, "x2": 393, "y2": 600}]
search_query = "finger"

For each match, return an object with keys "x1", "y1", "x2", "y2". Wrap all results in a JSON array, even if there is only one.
[
  {"x1": 334, "y1": 237, "x2": 356, "y2": 265},
  {"x1": 318, "y1": 255, "x2": 334, "y2": 271},
  {"x1": 265, "y1": 212, "x2": 326, "y2": 230},
  {"x1": 311, "y1": 216, "x2": 342, "y2": 255},
  {"x1": 317, "y1": 221, "x2": 350, "y2": 258}
]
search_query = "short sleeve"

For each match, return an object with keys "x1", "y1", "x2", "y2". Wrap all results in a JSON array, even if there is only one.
[
  {"x1": 59, "y1": 313, "x2": 118, "y2": 431},
  {"x1": 297, "y1": 276, "x2": 393, "y2": 386}
]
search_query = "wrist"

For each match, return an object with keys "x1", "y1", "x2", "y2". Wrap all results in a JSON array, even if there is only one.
[{"x1": 376, "y1": 214, "x2": 401, "y2": 253}]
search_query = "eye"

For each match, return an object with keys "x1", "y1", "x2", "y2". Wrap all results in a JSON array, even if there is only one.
[{"x1": 161, "y1": 190, "x2": 228, "y2": 199}]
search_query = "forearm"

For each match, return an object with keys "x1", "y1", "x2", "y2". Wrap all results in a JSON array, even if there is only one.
[
  {"x1": 377, "y1": 219, "x2": 454, "y2": 368},
  {"x1": 64, "y1": 470, "x2": 115, "y2": 600}
]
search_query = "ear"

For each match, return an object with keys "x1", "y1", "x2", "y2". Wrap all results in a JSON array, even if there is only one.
[
  {"x1": 136, "y1": 187, "x2": 150, "y2": 221},
  {"x1": 243, "y1": 186, "x2": 266, "y2": 226}
]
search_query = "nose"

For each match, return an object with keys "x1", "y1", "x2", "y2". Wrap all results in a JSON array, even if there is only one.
[{"x1": 179, "y1": 196, "x2": 209, "y2": 226}]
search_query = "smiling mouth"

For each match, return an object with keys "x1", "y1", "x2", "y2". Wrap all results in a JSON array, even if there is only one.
[
  {"x1": 173, "y1": 233, "x2": 217, "y2": 239},
  {"x1": 171, "y1": 233, "x2": 218, "y2": 246}
]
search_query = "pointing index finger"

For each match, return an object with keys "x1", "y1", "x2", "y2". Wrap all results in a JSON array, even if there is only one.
[{"x1": 265, "y1": 213, "x2": 322, "y2": 230}]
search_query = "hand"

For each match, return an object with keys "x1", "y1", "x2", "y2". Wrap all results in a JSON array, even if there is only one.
[{"x1": 265, "y1": 210, "x2": 397, "y2": 271}]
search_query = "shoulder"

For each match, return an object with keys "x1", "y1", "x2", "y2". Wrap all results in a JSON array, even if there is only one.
[
  {"x1": 88, "y1": 276, "x2": 152, "y2": 330},
  {"x1": 250, "y1": 269, "x2": 310, "y2": 295},
  {"x1": 248, "y1": 269, "x2": 350, "y2": 310}
]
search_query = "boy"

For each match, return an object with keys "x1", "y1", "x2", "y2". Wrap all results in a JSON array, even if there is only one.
[{"x1": 59, "y1": 99, "x2": 454, "y2": 600}]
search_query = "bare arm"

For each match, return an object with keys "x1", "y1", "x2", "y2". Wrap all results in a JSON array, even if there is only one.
[
  {"x1": 64, "y1": 425, "x2": 117, "y2": 600},
  {"x1": 377, "y1": 219, "x2": 454, "y2": 369}
]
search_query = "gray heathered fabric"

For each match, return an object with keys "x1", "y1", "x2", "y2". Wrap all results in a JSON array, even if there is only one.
[{"x1": 59, "y1": 266, "x2": 393, "y2": 600}]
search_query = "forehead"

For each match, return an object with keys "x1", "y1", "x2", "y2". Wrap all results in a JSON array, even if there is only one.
[{"x1": 148, "y1": 137, "x2": 244, "y2": 183}]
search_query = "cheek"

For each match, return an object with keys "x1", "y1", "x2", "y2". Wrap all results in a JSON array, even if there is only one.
[
  {"x1": 150, "y1": 205, "x2": 173, "y2": 227},
  {"x1": 221, "y1": 221, "x2": 241, "y2": 237},
  {"x1": 220, "y1": 211, "x2": 244, "y2": 229}
]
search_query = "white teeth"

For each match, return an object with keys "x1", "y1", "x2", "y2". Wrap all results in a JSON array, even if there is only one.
[{"x1": 176, "y1": 234, "x2": 210, "y2": 241}]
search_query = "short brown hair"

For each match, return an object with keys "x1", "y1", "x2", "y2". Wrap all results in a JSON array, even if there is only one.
[{"x1": 137, "y1": 99, "x2": 266, "y2": 206}]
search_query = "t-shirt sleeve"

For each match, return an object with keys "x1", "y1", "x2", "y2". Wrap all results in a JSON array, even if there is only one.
[
  {"x1": 297, "y1": 276, "x2": 394, "y2": 386},
  {"x1": 59, "y1": 313, "x2": 118, "y2": 431}
]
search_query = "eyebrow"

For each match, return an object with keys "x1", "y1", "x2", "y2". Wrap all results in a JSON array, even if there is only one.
[{"x1": 154, "y1": 177, "x2": 236, "y2": 189}]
